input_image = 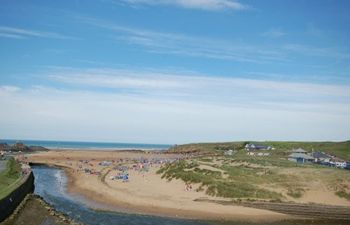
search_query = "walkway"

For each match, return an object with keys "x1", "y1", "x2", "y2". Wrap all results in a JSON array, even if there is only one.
[{"x1": 0, "y1": 160, "x2": 7, "y2": 173}]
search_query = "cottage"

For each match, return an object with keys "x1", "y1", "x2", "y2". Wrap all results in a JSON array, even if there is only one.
[
  {"x1": 288, "y1": 153, "x2": 314, "y2": 163},
  {"x1": 247, "y1": 152, "x2": 270, "y2": 157},
  {"x1": 245, "y1": 143, "x2": 272, "y2": 151},
  {"x1": 312, "y1": 151, "x2": 331, "y2": 163}
]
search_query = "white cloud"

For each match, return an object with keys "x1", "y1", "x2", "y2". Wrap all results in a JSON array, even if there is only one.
[
  {"x1": 46, "y1": 67, "x2": 350, "y2": 99},
  {"x1": 0, "y1": 81, "x2": 349, "y2": 144},
  {"x1": 0, "y1": 85, "x2": 21, "y2": 93},
  {"x1": 48, "y1": 69, "x2": 184, "y2": 90},
  {"x1": 120, "y1": 0, "x2": 248, "y2": 11},
  {"x1": 0, "y1": 26, "x2": 77, "y2": 40},
  {"x1": 2, "y1": 67, "x2": 350, "y2": 143}
]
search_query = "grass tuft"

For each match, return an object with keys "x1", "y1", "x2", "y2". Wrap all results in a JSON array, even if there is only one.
[{"x1": 0, "y1": 157, "x2": 22, "y2": 199}]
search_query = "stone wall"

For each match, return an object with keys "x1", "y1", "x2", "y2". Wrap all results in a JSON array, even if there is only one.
[{"x1": 0, "y1": 172, "x2": 34, "y2": 222}]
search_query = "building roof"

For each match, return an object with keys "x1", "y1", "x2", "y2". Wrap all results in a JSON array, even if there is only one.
[
  {"x1": 291, "y1": 148, "x2": 307, "y2": 153},
  {"x1": 312, "y1": 151, "x2": 331, "y2": 159},
  {"x1": 288, "y1": 153, "x2": 314, "y2": 160},
  {"x1": 246, "y1": 143, "x2": 270, "y2": 149}
]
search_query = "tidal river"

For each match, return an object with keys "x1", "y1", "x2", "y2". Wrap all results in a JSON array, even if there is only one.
[
  {"x1": 32, "y1": 165, "x2": 216, "y2": 225},
  {"x1": 31, "y1": 165, "x2": 341, "y2": 225}
]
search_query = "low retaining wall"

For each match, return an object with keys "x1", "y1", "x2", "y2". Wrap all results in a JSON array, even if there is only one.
[{"x1": 0, "y1": 171, "x2": 35, "y2": 222}]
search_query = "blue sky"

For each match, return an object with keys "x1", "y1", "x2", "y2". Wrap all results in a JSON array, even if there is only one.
[{"x1": 0, "y1": 0, "x2": 349, "y2": 144}]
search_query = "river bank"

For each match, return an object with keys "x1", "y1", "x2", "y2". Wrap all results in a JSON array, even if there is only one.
[
  {"x1": 18, "y1": 150, "x2": 350, "y2": 224},
  {"x1": 24, "y1": 150, "x2": 291, "y2": 223},
  {"x1": 6, "y1": 163, "x2": 348, "y2": 225},
  {"x1": 0, "y1": 158, "x2": 34, "y2": 222},
  {"x1": 27, "y1": 165, "x2": 233, "y2": 225},
  {"x1": 0, "y1": 194, "x2": 82, "y2": 225}
]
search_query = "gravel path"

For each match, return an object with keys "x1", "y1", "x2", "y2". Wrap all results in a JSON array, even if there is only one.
[{"x1": 0, "y1": 160, "x2": 7, "y2": 173}]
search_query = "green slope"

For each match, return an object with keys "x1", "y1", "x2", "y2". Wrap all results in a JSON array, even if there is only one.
[{"x1": 168, "y1": 141, "x2": 350, "y2": 161}]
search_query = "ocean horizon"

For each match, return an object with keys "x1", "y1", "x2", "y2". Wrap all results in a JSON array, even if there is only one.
[{"x1": 0, "y1": 139, "x2": 172, "y2": 151}]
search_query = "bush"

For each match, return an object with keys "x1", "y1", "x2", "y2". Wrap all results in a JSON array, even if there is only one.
[
  {"x1": 157, "y1": 159, "x2": 282, "y2": 201},
  {"x1": 335, "y1": 191, "x2": 350, "y2": 200},
  {"x1": 287, "y1": 188, "x2": 304, "y2": 198}
]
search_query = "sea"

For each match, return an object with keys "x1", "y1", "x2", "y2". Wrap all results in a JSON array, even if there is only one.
[{"x1": 0, "y1": 139, "x2": 171, "y2": 151}]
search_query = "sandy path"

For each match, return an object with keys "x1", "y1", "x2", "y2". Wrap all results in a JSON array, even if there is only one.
[{"x1": 24, "y1": 150, "x2": 289, "y2": 222}]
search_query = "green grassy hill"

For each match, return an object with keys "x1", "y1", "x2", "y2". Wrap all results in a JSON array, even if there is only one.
[
  {"x1": 168, "y1": 141, "x2": 350, "y2": 161},
  {"x1": 0, "y1": 158, "x2": 21, "y2": 200},
  {"x1": 161, "y1": 141, "x2": 350, "y2": 203}
]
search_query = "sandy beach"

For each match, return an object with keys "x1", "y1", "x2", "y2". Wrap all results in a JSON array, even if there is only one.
[{"x1": 22, "y1": 150, "x2": 292, "y2": 222}]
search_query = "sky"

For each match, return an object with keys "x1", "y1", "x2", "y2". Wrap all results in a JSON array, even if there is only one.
[{"x1": 0, "y1": 0, "x2": 350, "y2": 144}]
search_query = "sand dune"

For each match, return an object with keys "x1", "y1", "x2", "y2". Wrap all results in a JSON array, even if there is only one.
[{"x1": 24, "y1": 150, "x2": 289, "y2": 221}]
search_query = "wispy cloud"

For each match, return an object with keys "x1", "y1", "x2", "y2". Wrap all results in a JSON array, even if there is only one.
[
  {"x1": 2, "y1": 66, "x2": 350, "y2": 143},
  {"x1": 0, "y1": 26, "x2": 77, "y2": 40},
  {"x1": 44, "y1": 67, "x2": 350, "y2": 112},
  {"x1": 1, "y1": 73, "x2": 349, "y2": 143},
  {"x1": 283, "y1": 44, "x2": 350, "y2": 59},
  {"x1": 262, "y1": 28, "x2": 286, "y2": 38},
  {"x1": 0, "y1": 33, "x2": 24, "y2": 39},
  {"x1": 0, "y1": 85, "x2": 21, "y2": 93},
  {"x1": 118, "y1": 0, "x2": 248, "y2": 11},
  {"x1": 77, "y1": 17, "x2": 287, "y2": 64},
  {"x1": 76, "y1": 16, "x2": 350, "y2": 65}
]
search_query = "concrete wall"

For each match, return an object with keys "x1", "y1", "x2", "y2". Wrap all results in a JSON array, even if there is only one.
[{"x1": 0, "y1": 172, "x2": 34, "y2": 222}]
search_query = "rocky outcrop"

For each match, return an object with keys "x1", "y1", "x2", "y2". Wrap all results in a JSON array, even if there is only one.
[
  {"x1": 0, "y1": 142, "x2": 49, "y2": 152},
  {"x1": 0, "y1": 143, "x2": 10, "y2": 152}
]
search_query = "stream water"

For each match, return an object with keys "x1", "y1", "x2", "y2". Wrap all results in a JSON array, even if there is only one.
[
  {"x1": 31, "y1": 165, "x2": 346, "y2": 225},
  {"x1": 32, "y1": 165, "x2": 217, "y2": 225}
]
